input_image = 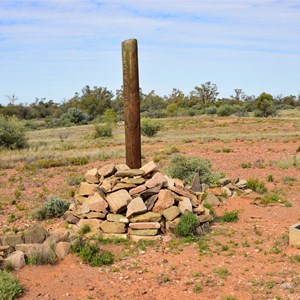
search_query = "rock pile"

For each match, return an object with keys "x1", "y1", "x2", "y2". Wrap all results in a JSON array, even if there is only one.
[
  {"x1": 63, "y1": 161, "x2": 255, "y2": 241},
  {"x1": 0, "y1": 224, "x2": 76, "y2": 271}
]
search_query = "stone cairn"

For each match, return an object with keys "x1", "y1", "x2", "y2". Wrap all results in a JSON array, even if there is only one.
[
  {"x1": 0, "y1": 161, "x2": 255, "y2": 271},
  {"x1": 63, "y1": 161, "x2": 253, "y2": 242}
]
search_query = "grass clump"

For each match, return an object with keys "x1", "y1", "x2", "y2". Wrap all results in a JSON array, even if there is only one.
[
  {"x1": 213, "y1": 267, "x2": 230, "y2": 278},
  {"x1": 71, "y1": 240, "x2": 114, "y2": 267},
  {"x1": 32, "y1": 197, "x2": 70, "y2": 220},
  {"x1": 79, "y1": 224, "x2": 91, "y2": 235},
  {"x1": 141, "y1": 118, "x2": 162, "y2": 137},
  {"x1": 0, "y1": 115, "x2": 28, "y2": 150},
  {"x1": 175, "y1": 212, "x2": 198, "y2": 237},
  {"x1": 246, "y1": 178, "x2": 267, "y2": 194},
  {"x1": 0, "y1": 270, "x2": 23, "y2": 300},
  {"x1": 220, "y1": 210, "x2": 239, "y2": 223},
  {"x1": 167, "y1": 155, "x2": 221, "y2": 186},
  {"x1": 27, "y1": 250, "x2": 58, "y2": 265}
]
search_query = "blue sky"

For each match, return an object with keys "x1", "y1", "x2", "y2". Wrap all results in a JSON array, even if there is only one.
[{"x1": 0, "y1": 0, "x2": 299, "y2": 105}]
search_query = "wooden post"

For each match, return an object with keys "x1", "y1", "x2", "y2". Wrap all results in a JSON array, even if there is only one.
[{"x1": 122, "y1": 39, "x2": 141, "y2": 169}]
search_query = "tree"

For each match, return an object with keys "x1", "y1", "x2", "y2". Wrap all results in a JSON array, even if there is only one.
[
  {"x1": 255, "y1": 92, "x2": 276, "y2": 117},
  {"x1": 230, "y1": 89, "x2": 246, "y2": 102},
  {"x1": 190, "y1": 81, "x2": 219, "y2": 106},
  {"x1": 141, "y1": 90, "x2": 166, "y2": 112},
  {"x1": 166, "y1": 89, "x2": 188, "y2": 107}
]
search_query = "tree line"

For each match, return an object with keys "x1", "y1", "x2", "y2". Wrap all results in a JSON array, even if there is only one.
[{"x1": 1, "y1": 82, "x2": 299, "y2": 129}]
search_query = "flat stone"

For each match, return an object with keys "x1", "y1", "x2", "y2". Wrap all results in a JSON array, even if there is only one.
[
  {"x1": 145, "y1": 194, "x2": 158, "y2": 211},
  {"x1": 1, "y1": 233, "x2": 24, "y2": 247},
  {"x1": 221, "y1": 186, "x2": 232, "y2": 197},
  {"x1": 81, "y1": 193, "x2": 108, "y2": 213},
  {"x1": 140, "y1": 161, "x2": 157, "y2": 175},
  {"x1": 126, "y1": 197, "x2": 147, "y2": 218},
  {"x1": 15, "y1": 243, "x2": 53, "y2": 256},
  {"x1": 168, "y1": 185, "x2": 194, "y2": 199},
  {"x1": 63, "y1": 211, "x2": 80, "y2": 224},
  {"x1": 115, "y1": 164, "x2": 130, "y2": 171},
  {"x1": 203, "y1": 192, "x2": 221, "y2": 206},
  {"x1": 178, "y1": 197, "x2": 193, "y2": 213},
  {"x1": 77, "y1": 219, "x2": 102, "y2": 230},
  {"x1": 115, "y1": 169, "x2": 145, "y2": 178},
  {"x1": 24, "y1": 224, "x2": 48, "y2": 244},
  {"x1": 166, "y1": 218, "x2": 180, "y2": 234},
  {"x1": 122, "y1": 177, "x2": 145, "y2": 185},
  {"x1": 207, "y1": 187, "x2": 223, "y2": 196},
  {"x1": 145, "y1": 172, "x2": 167, "y2": 189},
  {"x1": 107, "y1": 214, "x2": 129, "y2": 223},
  {"x1": 82, "y1": 212, "x2": 106, "y2": 219},
  {"x1": 99, "y1": 179, "x2": 113, "y2": 193},
  {"x1": 152, "y1": 189, "x2": 175, "y2": 213},
  {"x1": 106, "y1": 189, "x2": 132, "y2": 213},
  {"x1": 84, "y1": 168, "x2": 99, "y2": 184},
  {"x1": 78, "y1": 182, "x2": 98, "y2": 196},
  {"x1": 236, "y1": 179, "x2": 247, "y2": 189},
  {"x1": 129, "y1": 235, "x2": 161, "y2": 242},
  {"x1": 140, "y1": 185, "x2": 162, "y2": 199},
  {"x1": 198, "y1": 214, "x2": 214, "y2": 223},
  {"x1": 174, "y1": 179, "x2": 184, "y2": 188},
  {"x1": 55, "y1": 242, "x2": 70, "y2": 259},
  {"x1": 100, "y1": 221, "x2": 126, "y2": 234},
  {"x1": 128, "y1": 229, "x2": 158, "y2": 236},
  {"x1": 129, "y1": 222, "x2": 160, "y2": 229},
  {"x1": 111, "y1": 182, "x2": 136, "y2": 192},
  {"x1": 5, "y1": 251, "x2": 26, "y2": 270},
  {"x1": 98, "y1": 163, "x2": 116, "y2": 177},
  {"x1": 219, "y1": 178, "x2": 231, "y2": 186},
  {"x1": 164, "y1": 176, "x2": 175, "y2": 188},
  {"x1": 44, "y1": 229, "x2": 69, "y2": 245},
  {"x1": 102, "y1": 233, "x2": 128, "y2": 240},
  {"x1": 193, "y1": 204, "x2": 205, "y2": 214},
  {"x1": 129, "y1": 184, "x2": 147, "y2": 196},
  {"x1": 163, "y1": 206, "x2": 181, "y2": 221},
  {"x1": 190, "y1": 172, "x2": 201, "y2": 192},
  {"x1": 130, "y1": 212, "x2": 162, "y2": 223},
  {"x1": 74, "y1": 194, "x2": 87, "y2": 204}
]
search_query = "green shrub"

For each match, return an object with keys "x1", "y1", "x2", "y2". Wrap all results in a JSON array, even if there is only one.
[
  {"x1": 260, "y1": 193, "x2": 280, "y2": 205},
  {"x1": 267, "y1": 174, "x2": 274, "y2": 182},
  {"x1": 167, "y1": 155, "x2": 221, "y2": 185},
  {"x1": 80, "y1": 224, "x2": 91, "y2": 235},
  {"x1": 246, "y1": 178, "x2": 267, "y2": 194},
  {"x1": 220, "y1": 210, "x2": 239, "y2": 222},
  {"x1": 0, "y1": 270, "x2": 23, "y2": 300},
  {"x1": 71, "y1": 240, "x2": 114, "y2": 267},
  {"x1": 32, "y1": 197, "x2": 70, "y2": 220},
  {"x1": 175, "y1": 212, "x2": 198, "y2": 237},
  {"x1": 103, "y1": 108, "x2": 117, "y2": 124},
  {"x1": 0, "y1": 116, "x2": 28, "y2": 150},
  {"x1": 94, "y1": 123, "x2": 113, "y2": 138},
  {"x1": 216, "y1": 105, "x2": 236, "y2": 116},
  {"x1": 141, "y1": 118, "x2": 162, "y2": 137},
  {"x1": 205, "y1": 106, "x2": 217, "y2": 115}
]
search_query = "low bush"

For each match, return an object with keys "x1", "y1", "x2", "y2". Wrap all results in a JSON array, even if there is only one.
[
  {"x1": 71, "y1": 240, "x2": 114, "y2": 267},
  {"x1": 32, "y1": 197, "x2": 70, "y2": 220},
  {"x1": 141, "y1": 118, "x2": 162, "y2": 137},
  {"x1": 167, "y1": 155, "x2": 221, "y2": 186},
  {"x1": 0, "y1": 115, "x2": 28, "y2": 150},
  {"x1": 216, "y1": 105, "x2": 236, "y2": 116},
  {"x1": 94, "y1": 123, "x2": 113, "y2": 138},
  {"x1": 205, "y1": 106, "x2": 217, "y2": 115},
  {"x1": 26, "y1": 249, "x2": 57, "y2": 265},
  {"x1": 0, "y1": 270, "x2": 23, "y2": 300},
  {"x1": 246, "y1": 178, "x2": 267, "y2": 194},
  {"x1": 175, "y1": 212, "x2": 198, "y2": 237}
]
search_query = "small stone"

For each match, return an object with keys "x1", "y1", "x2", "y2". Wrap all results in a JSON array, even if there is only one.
[
  {"x1": 128, "y1": 229, "x2": 158, "y2": 236},
  {"x1": 107, "y1": 214, "x2": 129, "y2": 223},
  {"x1": 84, "y1": 168, "x2": 99, "y2": 184},
  {"x1": 129, "y1": 184, "x2": 147, "y2": 196},
  {"x1": 126, "y1": 197, "x2": 147, "y2": 218},
  {"x1": 145, "y1": 172, "x2": 167, "y2": 189},
  {"x1": 106, "y1": 189, "x2": 132, "y2": 213},
  {"x1": 100, "y1": 221, "x2": 126, "y2": 234},
  {"x1": 152, "y1": 189, "x2": 175, "y2": 214},
  {"x1": 115, "y1": 169, "x2": 145, "y2": 177},
  {"x1": 145, "y1": 194, "x2": 158, "y2": 211},
  {"x1": 203, "y1": 192, "x2": 221, "y2": 206},
  {"x1": 178, "y1": 197, "x2": 193, "y2": 213},
  {"x1": 193, "y1": 204, "x2": 205, "y2": 214},
  {"x1": 81, "y1": 193, "x2": 108, "y2": 213},
  {"x1": 115, "y1": 164, "x2": 130, "y2": 171},
  {"x1": 122, "y1": 177, "x2": 145, "y2": 185},
  {"x1": 140, "y1": 161, "x2": 157, "y2": 175},
  {"x1": 235, "y1": 179, "x2": 247, "y2": 189},
  {"x1": 219, "y1": 178, "x2": 231, "y2": 186},
  {"x1": 55, "y1": 242, "x2": 71, "y2": 259},
  {"x1": 102, "y1": 233, "x2": 128, "y2": 240},
  {"x1": 198, "y1": 214, "x2": 213, "y2": 223},
  {"x1": 129, "y1": 222, "x2": 160, "y2": 229},
  {"x1": 111, "y1": 182, "x2": 136, "y2": 192},
  {"x1": 77, "y1": 219, "x2": 102, "y2": 231},
  {"x1": 221, "y1": 186, "x2": 232, "y2": 197},
  {"x1": 78, "y1": 182, "x2": 98, "y2": 196},
  {"x1": 130, "y1": 212, "x2": 162, "y2": 223},
  {"x1": 98, "y1": 163, "x2": 116, "y2": 177},
  {"x1": 24, "y1": 224, "x2": 48, "y2": 244},
  {"x1": 5, "y1": 251, "x2": 26, "y2": 270},
  {"x1": 190, "y1": 172, "x2": 201, "y2": 192},
  {"x1": 163, "y1": 206, "x2": 181, "y2": 221},
  {"x1": 140, "y1": 185, "x2": 162, "y2": 199},
  {"x1": 1, "y1": 233, "x2": 24, "y2": 247},
  {"x1": 82, "y1": 212, "x2": 106, "y2": 219}
]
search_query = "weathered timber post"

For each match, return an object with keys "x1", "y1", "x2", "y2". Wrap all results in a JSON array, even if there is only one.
[{"x1": 122, "y1": 38, "x2": 142, "y2": 168}]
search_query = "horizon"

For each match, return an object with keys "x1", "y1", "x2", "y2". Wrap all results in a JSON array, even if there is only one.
[{"x1": 1, "y1": 0, "x2": 300, "y2": 105}]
